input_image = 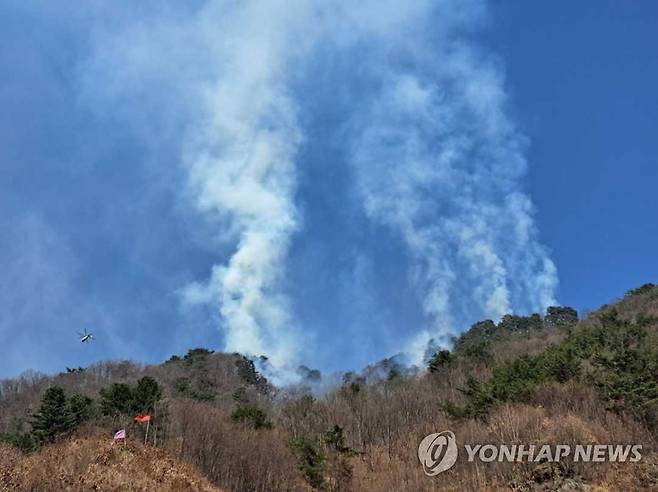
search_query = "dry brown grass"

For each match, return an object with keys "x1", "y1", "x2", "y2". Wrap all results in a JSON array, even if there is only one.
[
  {"x1": 0, "y1": 435, "x2": 221, "y2": 492},
  {"x1": 345, "y1": 398, "x2": 658, "y2": 491}
]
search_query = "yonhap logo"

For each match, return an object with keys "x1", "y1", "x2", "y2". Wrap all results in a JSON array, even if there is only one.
[
  {"x1": 418, "y1": 430, "x2": 458, "y2": 476},
  {"x1": 419, "y1": 431, "x2": 643, "y2": 478}
]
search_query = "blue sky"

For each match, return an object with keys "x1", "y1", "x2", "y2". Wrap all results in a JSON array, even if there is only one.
[
  {"x1": 487, "y1": 1, "x2": 658, "y2": 310},
  {"x1": 0, "y1": 1, "x2": 656, "y2": 380}
]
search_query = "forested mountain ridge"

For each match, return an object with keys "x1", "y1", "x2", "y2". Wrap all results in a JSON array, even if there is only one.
[{"x1": 2, "y1": 283, "x2": 658, "y2": 491}]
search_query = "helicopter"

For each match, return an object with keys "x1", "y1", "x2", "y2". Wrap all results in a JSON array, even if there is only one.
[{"x1": 77, "y1": 328, "x2": 94, "y2": 343}]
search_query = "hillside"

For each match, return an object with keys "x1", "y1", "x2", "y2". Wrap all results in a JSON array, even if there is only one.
[
  {"x1": 1, "y1": 283, "x2": 658, "y2": 491},
  {"x1": 0, "y1": 435, "x2": 220, "y2": 491}
]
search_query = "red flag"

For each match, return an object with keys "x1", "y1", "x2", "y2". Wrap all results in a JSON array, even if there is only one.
[{"x1": 134, "y1": 415, "x2": 151, "y2": 423}]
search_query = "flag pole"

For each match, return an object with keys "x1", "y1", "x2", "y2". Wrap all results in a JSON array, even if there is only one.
[
  {"x1": 153, "y1": 405, "x2": 157, "y2": 447},
  {"x1": 145, "y1": 418, "x2": 150, "y2": 445}
]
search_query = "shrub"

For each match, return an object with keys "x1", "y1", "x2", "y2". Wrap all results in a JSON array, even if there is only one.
[
  {"x1": 323, "y1": 425, "x2": 351, "y2": 454},
  {"x1": 230, "y1": 405, "x2": 272, "y2": 430},
  {"x1": 290, "y1": 437, "x2": 325, "y2": 489},
  {"x1": 0, "y1": 429, "x2": 36, "y2": 452}
]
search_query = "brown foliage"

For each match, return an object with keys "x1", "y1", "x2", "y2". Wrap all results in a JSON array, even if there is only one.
[
  {"x1": 167, "y1": 400, "x2": 306, "y2": 492},
  {"x1": 0, "y1": 435, "x2": 221, "y2": 492}
]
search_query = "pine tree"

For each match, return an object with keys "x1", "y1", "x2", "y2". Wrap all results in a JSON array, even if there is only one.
[
  {"x1": 132, "y1": 376, "x2": 162, "y2": 414},
  {"x1": 69, "y1": 394, "x2": 93, "y2": 425},
  {"x1": 323, "y1": 425, "x2": 350, "y2": 453},
  {"x1": 428, "y1": 350, "x2": 453, "y2": 372},
  {"x1": 99, "y1": 383, "x2": 134, "y2": 416},
  {"x1": 31, "y1": 386, "x2": 75, "y2": 443}
]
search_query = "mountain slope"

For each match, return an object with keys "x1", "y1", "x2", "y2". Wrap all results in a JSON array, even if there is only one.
[
  {"x1": 0, "y1": 435, "x2": 221, "y2": 492},
  {"x1": 1, "y1": 283, "x2": 657, "y2": 491}
]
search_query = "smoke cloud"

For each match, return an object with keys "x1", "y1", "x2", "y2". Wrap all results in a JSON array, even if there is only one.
[
  {"x1": 82, "y1": 0, "x2": 558, "y2": 375},
  {"x1": 178, "y1": 0, "x2": 317, "y2": 368},
  {"x1": 342, "y1": 2, "x2": 558, "y2": 361}
]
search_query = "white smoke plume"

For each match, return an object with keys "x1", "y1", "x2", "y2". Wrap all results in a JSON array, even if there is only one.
[
  {"x1": 178, "y1": 0, "x2": 318, "y2": 368},
  {"x1": 341, "y1": 2, "x2": 558, "y2": 360},
  {"x1": 82, "y1": 0, "x2": 558, "y2": 373}
]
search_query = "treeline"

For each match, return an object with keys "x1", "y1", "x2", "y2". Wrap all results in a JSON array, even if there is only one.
[
  {"x1": 0, "y1": 283, "x2": 657, "y2": 491},
  {"x1": 0, "y1": 376, "x2": 162, "y2": 451},
  {"x1": 443, "y1": 308, "x2": 658, "y2": 426}
]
